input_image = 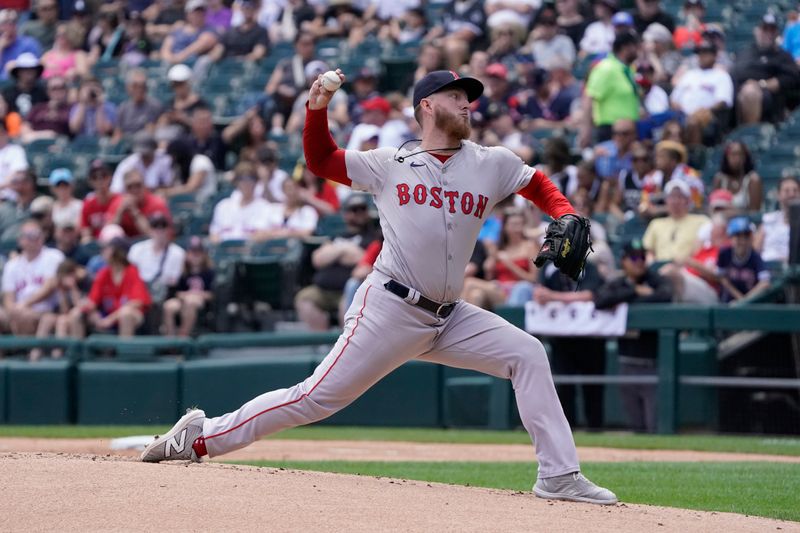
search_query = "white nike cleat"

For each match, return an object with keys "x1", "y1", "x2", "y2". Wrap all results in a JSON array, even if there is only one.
[
  {"x1": 140, "y1": 409, "x2": 206, "y2": 463},
  {"x1": 533, "y1": 472, "x2": 618, "y2": 505}
]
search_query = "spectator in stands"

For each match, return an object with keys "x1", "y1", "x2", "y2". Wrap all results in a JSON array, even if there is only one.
[
  {"x1": 0, "y1": 120, "x2": 28, "y2": 197},
  {"x1": 0, "y1": 220, "x2": 63, "y2": 335},
  {"x1": 642, "y1": 22, "x2": 681, "y2": 84},
  {"x1": 485, "y1": 0, "x2": 535, "y2": 35},
  {"x1": 29, "y1": 258, "x2": 86, "y2": 361},
  {"x1": 160, "y1": 0, "x2": 219, "y2": 65},
  {"x1": 21, "y1": 74, "x2": 70, "y2": 141},
  {"x1": 636, "y1": 61, "x2": 670, "y2": 117},
  {"x1": 21, "y1": 0, "x2": 59, "y2": 50},
  {"x1": 533, "y1": 260, "x2": 607, "y2": 429},
  {"x1": 385, "y1": 6, "x2": 427, "y2": 45},
  {"x1": 208, "y1": 0, "x2": 269, "y2": 62},
  {"x1": 80, "y1": 160, "x2": 118, "y2": 242},
  {"x1": 294, "y1": 193, "x2": 376, "y2": 331},
  {"x1": 346, "y1": 66, "x2": 380, "y2": 124},
  {"x1": 673, "y1": 0, "x2": 706, "y2": 50},
  {"x1": 71, "y1": 237, "x2": 151, "y2": 338},
  {"x1": 87, "y1": 11, "x2": 126, "y2": 64},
  {"x1": 338, "y1": 228, "x2": 382, "y2": 322},
  {"x1": 0, "y1": 10, "x2": 42, "y2": 80},
  {"x1": 784, "y1": 9, "x2": 800, "y2": 64},
  {"x1": 209, "y1": 161, "x2": 281, "y2": 242},
  {"x1": 756, "y1": 176, "x2": 799, "y2": 264},
  {"x1": 732, "y1": 13, "x2": 800, "y2": 125},
  {"x1": 611, "y1": 141, "x2": 654, "y2": 220},
  {"x1": 222, "y1": 107, "x2": 269, "y2": 163},
  {"x1": 128, "y1": 212, "x2": 185, "y2": 304},
  {"x1": 0, "y1": 94, "x2": 21, "y2": 138},
  {"x1": 52, "y1": 218, "x2": 90, "y2": 266},
  {"x1": 0, "y1": 169, "x2": 37, "y2": 240},
  {"x1": 253, "y1": 144, "x2": 290, "y2": 203},
  {"x1": 293, "y1": 157, "x2": 340, "y2": 216},
  {"x1": 642, "y1": 180, "x2": 710, "y2": 263},
  {"x1": 254, "y1": 177, "x2": 319, "y2": 240},
  {"x1": 413, "y1": 42, "x2": 445, "y2": 84},
  {"x1": 111, "y1": 132, "x2": 174, "y2": 193},
  {"x1": 120, "y1": 12, "x2": 153, "y2": 68},
  {"x1": 580, "y1": 30, "x2": 640, "y2": 147},
  {"x1": 632, "y1": 0, "x2": 675, "y2": 35},
  {"x1": 572, "y1": 188, "x2": 615, "y2": 277},
  {"x1": 85, "y1": 223, "x2": 125, "y2": 279},
  {"x1": 528, "y1": 8, "x2": 575, "y2": 72},
  {"x1": 593, "y1": 239, "x2": 673, "y2": 433},
  {"x1": 107, "y1": 168, "x2": 172, "y2": 238},
  {"x1": 2, "y1": 53, "x2": 47, "y2": 119},
  {"x1": 263, "y1": 0, "x2": 317, "y2": 44},
  {"x1": 69, "y1": 77, "x2": 116, "y2": 137},
  {"x1": 486, "y1": 20, "x2": 527, "y2": 66},
  {"x1": 144, "y1": 0, "x2": 186, "y2": 42},
  {"x1": 717, "y1": 216, "x2": 770, "y2": 302},
  {"x1": 516, "y1": 69, "x2": 570, "y2": 131},
  {"x1": 594, "y1": 118, "x2": 636, "y2": 181},
  {"x1": 183, "y1": 105, "x2": 226, "y2": 169},
  {"x1": 346, "y1": 96, "x2": 391, "y2": 150},
  {"x1": 426, "y1": 0, "x2": 487, "y2": 70},
  {"x1": 264, "y1": 31, "x2": 316, "y2": 120},
  {"x1": 538, "y1": 137, "x2": 577, "y2": 197},
  {"x1": 462, "y1": 209, "x2": 540, "y2": 308},
  {"x1": 579, "y1": 0, "x2": 616, "y2": 58},
  {"x1": 659, "y1": 211, "x2": 725, "y2": 304},
  {"x1": 670, "y1": 40, "x2": 734, "y2": 146},
  {"x1": 157, "y1": 64, "x2": 207, "y2": 138},
  {"x1": 113, "y1": 69, "x2": 163, "y2": 142},
  {"x1": 652, "y1": 140, "x2": 704, "y2": 207},
  {"x1": 162, "y1": 138, "x2": 217, "y2": 205},
  {"x1": 711, "y1": 141, "x2": 763, "y2": 212},
  {"x1": 49, "y1": 168, "x2": 82, "y2": 230},
  {"x1": 30, "y1": 194, "x2": 54, "y2": 242},
  {"x1": 206, "y1": 0, "x2": 232, "y2": 33},
  {"x1": 481, "y1": 102, "x2": 533, "y2": 162},
  {"x1": 163, "y1": 236, "x2": 214, "y2": 337},
  {"x1": 41, "y1": 23, "x2": 88, "y2": 82},
  {"x1": 310, "y1": 0, "x2": 366, "y2": 45},
  {"x1": 556, "y1": 0, "x2": 588, "y2": 49}
]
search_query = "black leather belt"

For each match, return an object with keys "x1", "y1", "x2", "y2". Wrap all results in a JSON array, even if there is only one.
[{"x1": 384, "y1": 280, "x2": 457, "y2": 318}]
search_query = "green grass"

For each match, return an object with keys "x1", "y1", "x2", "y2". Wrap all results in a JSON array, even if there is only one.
[
  {"x1": 228, "y1": 460, "x2": 800, "y2": 522},
  {"x1": 1, "y1": 425, "x2": 800, "y2": 456}
]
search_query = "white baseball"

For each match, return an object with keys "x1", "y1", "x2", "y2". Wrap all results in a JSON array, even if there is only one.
[{"x1": 321, "y1": 70, "x2": 342, "y2": 92}]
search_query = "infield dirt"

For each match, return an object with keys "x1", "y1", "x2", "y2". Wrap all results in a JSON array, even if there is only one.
[{"x1": 2, "y1": 452, "x2": 798, "y2": 532}]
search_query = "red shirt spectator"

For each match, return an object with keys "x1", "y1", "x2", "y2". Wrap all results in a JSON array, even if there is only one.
[
  {"x1": 89, "y1": 263, "x2": 151, "y2": 315},
  {"x1": 107, "y1": 170, "x2": 172, "y2": 237},
  {"x1": 81, "y1": 192, "x2": 119, "y2": 238}
]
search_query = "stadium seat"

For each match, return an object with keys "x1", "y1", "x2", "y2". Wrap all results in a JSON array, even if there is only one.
[{"x1": 315, "y1": 214, "x2": 348, "y2": 238}]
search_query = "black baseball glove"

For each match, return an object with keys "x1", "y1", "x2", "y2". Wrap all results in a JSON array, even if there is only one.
[{"x1": 534, "y1": 214, "x2": 593, "y2": 281}]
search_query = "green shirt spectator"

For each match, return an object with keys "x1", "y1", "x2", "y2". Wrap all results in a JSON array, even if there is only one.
[{"x1": 585, "y1": 54, "x2": 640, "y2": 126}]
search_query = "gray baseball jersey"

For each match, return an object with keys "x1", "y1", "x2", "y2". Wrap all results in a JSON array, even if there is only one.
[
  {"x1": 345, "y1": 141, "x2": 533, "y2": 302},
  {"x1": 200, "y1": 120, "x2": 581, "y2": 481}
]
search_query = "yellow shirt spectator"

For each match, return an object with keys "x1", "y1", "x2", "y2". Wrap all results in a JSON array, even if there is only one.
[{"x1": 642, "y1": 180, "x2": 709, "y2": 262}]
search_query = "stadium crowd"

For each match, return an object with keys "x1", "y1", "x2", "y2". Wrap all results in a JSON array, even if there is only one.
[{"x1": 0, "y1": 0, "x2": 798, "y2": 379}]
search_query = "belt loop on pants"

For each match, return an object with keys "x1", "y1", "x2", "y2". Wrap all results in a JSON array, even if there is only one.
[{"x1": 384, "y1": 279, "x2": 457, "y2": 318}]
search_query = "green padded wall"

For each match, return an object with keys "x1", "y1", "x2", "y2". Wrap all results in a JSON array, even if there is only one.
[
  {"x1": 77, "y1": 362, "x2": 180, "y2": 424},
  {"x1": 6, "y1": 360, "x2": 72, "y2": 424},
  {"x1": 182, "y1": 356, "x2": 316, "y2": 418},
  {"x1": 443, "y1": 376, "x2": 492, "y2": 428},
  {"x1": 0, "y1": 362, "x2": 7, "y2": 423},
  {"x1": 323, "y1": 360, "x2": 441, "y2": 427}
]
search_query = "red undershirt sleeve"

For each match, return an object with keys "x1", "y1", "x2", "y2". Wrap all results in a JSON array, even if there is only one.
[
  {"x1": 303, "y1": 104, "x2": 351, "y2": 187},
  {"x1": 516, "y1": 169, "x2": 576, "y2": 219}
]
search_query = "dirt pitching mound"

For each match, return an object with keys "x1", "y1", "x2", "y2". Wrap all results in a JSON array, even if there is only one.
[{"x1": 2, "y1": 453, "x2": 796, "y2": 533}]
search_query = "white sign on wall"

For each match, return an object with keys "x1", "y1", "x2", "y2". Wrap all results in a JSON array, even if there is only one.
[{"x1": 524, "y1": 301, "x2": 629, "y2": 337}]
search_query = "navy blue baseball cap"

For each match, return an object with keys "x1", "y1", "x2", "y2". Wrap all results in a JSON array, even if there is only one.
[{"x1": 412, "y1": 70, "x2": 484, "y2": 109}]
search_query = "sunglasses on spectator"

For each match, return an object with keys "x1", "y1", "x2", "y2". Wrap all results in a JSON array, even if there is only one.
[
  {"x1": 126, "y1": 182, "x2": 144, "y2": 191},
  {"x1": 626, "y1": 253, "x2": 646, "y2": 262},
  {"x1": 346, "y1": 205, "x2": 368, "y2": 213},
  {"x1": 151, "y1": 221, "x2": 169, "y2": 229},
  {"x1": 613, "y1": 129, "x2": 636, "y2": 136},
  {"x1": 632, "y1": 155, "x2": 650, "y2": 161}
]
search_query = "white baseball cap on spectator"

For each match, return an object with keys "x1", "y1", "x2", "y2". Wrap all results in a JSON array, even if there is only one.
[
  {"x1": 98, "y1": 223, "x2": 125, "y2": 245},
  {"x1": 304, "y1": 60, "x2": 329, "y2": 80},
  {"x1": 664, "y1": 180, "x2": 691, "y2": 198},
  {"x1": 185, "y1": 0, "x2": 207, "y2": 12},
  {"x1": 611, "y1": 12, "x2": 634, "y2": 27},
  {"x1": 168, "y1": 64, "x2": 193, "y2": 83},
  {"x1": 643, "y1": 23, "x2": 672, "y2": 44}
]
